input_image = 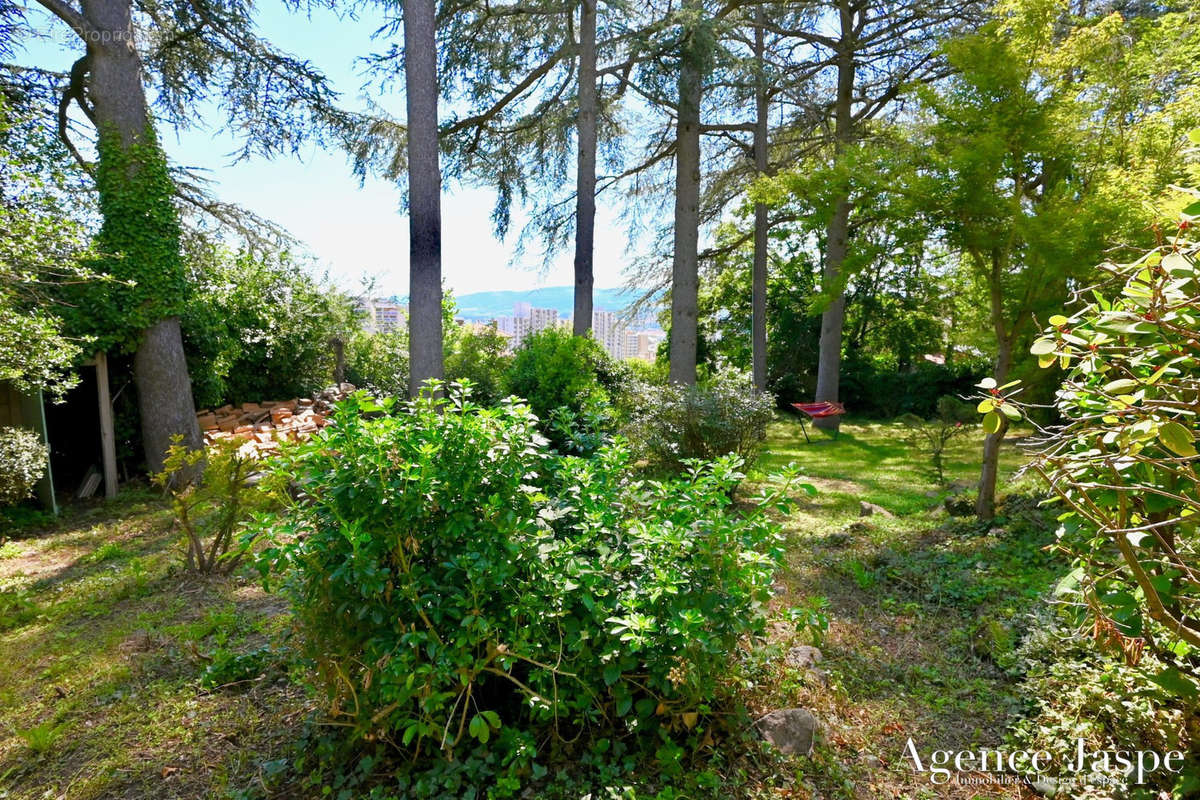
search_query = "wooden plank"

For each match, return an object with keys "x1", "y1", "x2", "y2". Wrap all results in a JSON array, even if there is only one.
[{"x1": 95, "y1": 351, "x2": 118, "y2": 500}]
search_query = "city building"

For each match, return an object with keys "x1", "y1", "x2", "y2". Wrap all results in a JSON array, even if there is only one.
[
  {"x1": 356, "y1": 297, "x2": 407, "y2": 334},
  {"x1": 495, "y1": 304, "x2": 558, "y2": 351}
]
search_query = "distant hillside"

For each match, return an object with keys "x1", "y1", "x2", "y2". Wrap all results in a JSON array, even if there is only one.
[{"x1": 454, "y1": 286, "x2": 661, "y2": 324}]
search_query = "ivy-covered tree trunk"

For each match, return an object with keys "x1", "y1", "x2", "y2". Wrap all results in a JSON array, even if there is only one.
[
  {"x1": 813, "y1": 0, "x2": 855, "y2": 432},
  {"x1": 668, "y1": 13, "x2": 703, "y2": 386},
  {"x1": 82, "y1": 0, "x2": 201, "y2": 476},
  {"x1": 572, "y1": 0, "x2": 598, "y2": 337},
  {"x1": 405, "y1": 0, "x2": 445, "y2": 395}
]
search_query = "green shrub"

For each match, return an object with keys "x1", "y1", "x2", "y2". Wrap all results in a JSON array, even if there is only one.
[
  {"x1": 840, "y1": 353, "x2": 991, "y2": 419},
  {"x1": 981, "y1": 210, "x2": 1200, "y2": 702},
  {"x1": 624, "y1": 366, "x2": 775, "y2": 474},
  {"x1": 345, "y1": 329, "x2": 408, "y2": 399},
  {"x1": 181, "y1": 246, "x2": 355, "y2": 409},
  {"x1": 0, "y1": 426, "x2": 49, "y2": 507},
  {"x1": 256, "y1": 389, "x2": 804, "y2": 788},
  {"x1": 154, "y1": 437, "x2": 273, "y2": 574},
  {"x1": 444, "y1": 322, "x2": 511, "y2": 407},
  {"x1": 1008, "y1": 609, "x2": 1196, "y2": 797},
  {"x1": 505, "y1": 328, "x2": 610, "y2": 421}
]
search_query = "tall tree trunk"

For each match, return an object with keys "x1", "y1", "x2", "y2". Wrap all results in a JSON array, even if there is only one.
[
  {"x1": 405, "y1": 0, "x2": 444, "y2": 395},
  {"x1": 813, "y1": 0, "x2": 855, "y2": 431},
  {"x1": 751, "y1": 6, "x2": 768, "y2": 392},
  {"x1": 668, "y1": 20, "x2": 702, "y2": 386},
  {"x1": 80, "y1": 0, "x2": 200, "y2": 477},
  {"x1": 976, "y1": 252, "x2": 1011, "y2": 520},
  {"x1": 573, "y1": 0, "x2": 597, "y2": 337}
]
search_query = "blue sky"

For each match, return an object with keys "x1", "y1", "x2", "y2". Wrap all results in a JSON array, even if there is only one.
[{"x1": 19, "y1": 0, "x2": 639, "y2": 297}]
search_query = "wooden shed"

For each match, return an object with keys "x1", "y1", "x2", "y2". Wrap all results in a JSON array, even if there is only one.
[{"x1": 2, "y1": 351, "x2": 121, "y2": 511}]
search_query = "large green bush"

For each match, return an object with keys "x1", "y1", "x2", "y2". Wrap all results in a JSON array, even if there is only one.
[
  {"x1": 181, "y1": 244, "x2": 355, "y2": 408},
  {"x1": 444, "y1": 322, "x2": 511, "y2": 406},
  {"x1": 624, "y1": 366, "x2": 775, "y2": 474},
  {"x1": 504, "y1": 328, "x2": 611, "y2": 421},
  {"x1": 345, "y1": 328, "x2": 409, "y2": 399},
  {"x1": 0, "y1": 426, "x2": 48, "y2": 507},
  {"x1": 256, "y1": 389, "x2": 802, "y2": 788}
]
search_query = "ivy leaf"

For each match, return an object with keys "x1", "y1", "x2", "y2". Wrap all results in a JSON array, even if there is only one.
[
  {"x1": 1148, "y1": 667, "x2": 1200, "y2": 701},
  {"x1": 1157, "y1": 421, "x2": 1196, "y2": 457}
]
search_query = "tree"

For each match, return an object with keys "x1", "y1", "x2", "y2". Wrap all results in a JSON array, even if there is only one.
[
  {"x1": 574, "y1": 0, "x2": 599, "y2": 335},
  {"x1": 765, "y1": 0, "x2": 979, "y2": 430},
  {"x1": 0, "y1": 90, "x2": 94, "y2": 396},
  {"x1": 405, "y1": 0, "x2": 444, "y2": 394},
  {"x1": 11, "y1": 0, "x2": 346, "y2": 474},
  {"x1": 919, "y1": 0, "x2": 1198, "y2": 517}
]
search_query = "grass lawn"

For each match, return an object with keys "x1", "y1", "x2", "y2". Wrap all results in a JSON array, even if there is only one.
[
  {"x1": 752, "y1": 416, "x2": 1058, "y2": 798},
  {"x1": 0, "y1": 415, "x2": 1060, "y2": 799}
]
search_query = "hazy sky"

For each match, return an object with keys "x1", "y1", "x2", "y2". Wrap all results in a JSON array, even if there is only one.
[{"x1": 18, "y1": 1, "x2": 644, "y2": 297}]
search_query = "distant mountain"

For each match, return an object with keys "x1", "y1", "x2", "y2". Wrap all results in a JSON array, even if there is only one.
[{"x1": 454, "y1": 286, "x2": 661, "y2": 325}]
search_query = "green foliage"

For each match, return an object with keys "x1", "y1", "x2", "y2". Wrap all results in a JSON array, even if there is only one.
[
  {"x1": 0, "y1": 95, "x2": 96, "y2": 395},
  {"x1": 73, "y1": 127, "x2": 186, "y2": 354},
  {"x1": 624, "y1": 366, "x2": 775, "y2": 474},
  {"x1": 198, "y1": 643, "x2": 283, "y2": 690},
  {"x1": 444, "y1": 322, "x2": 512, "y2": 406},
  {"x1": 17, "y1": 720, "x2": 65, "y2": 755},
  {"x1": 154, "y1": 437, "x2": 272, "y2": 574},
  {"x1": 1008, "y1": 610, "x2": 1197, "y2": 797},
  {"x1": 345, "y1": 328, "x2": 409, "y2": 400},
  {"x1": 841, "y1": 354, "x2": 991, "y2": 420},
  {"x1": 979, "y1": 172, "x2": 1200, "y2": 703},
  {"x1": 181, "y1": 242, "x2": 356, "y2": 408},
  {"x1": 898, "y1": 396, "x2": 976, "y2": 485},
  {"x1": 504, "y1": 327, "x2": 616, "y2": 447},
  {"x1": 256, "y1": 389, "x2": 801, "y2": 790},
  {"x1": 0, "y1": 426, "x2": 49, "y2": 507}
]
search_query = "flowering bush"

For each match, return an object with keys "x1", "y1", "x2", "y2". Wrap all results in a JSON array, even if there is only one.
[{"x1": 0, "y1": 426, "x2": 49, "y2": 507}]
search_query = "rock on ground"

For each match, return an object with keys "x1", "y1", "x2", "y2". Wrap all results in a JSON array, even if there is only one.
[
  {"x1": 755, "y1": 708, "x2": 819, "y2": 756},
  {"x1": 859, "y1": 501, "x2": 894, "y2": 518}
]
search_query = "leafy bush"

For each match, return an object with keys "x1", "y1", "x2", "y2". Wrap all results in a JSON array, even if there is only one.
[
  {"x1": 181, "y1": 245, "x2": 355, "y2": 408},
  {"x1": 624, "y1": 366, "x2": 775, "y2": 474},
  {"x1": 983, "y1": 215, "x2": 1200, "y2": 702},
  {"x1": 504, "y1": 328, "x2": 620, "y2": 450},
  {"x1": 154, "y1": 437, "x2": 272, "y2": 574},
  {"x1": 505, "y1": 328, "x2": 611, "y2": 417},
  {"x1": 256, "y1": 389, "x2": 804, "y2": 788},
  {"x1": 1007, "y1": 609, "x2": 1196, "y2": 797},
  {"x1": 345, "y1": 328, "x2": 408, "y2": 399},
  {"x1": 0, "y1": 426, "x2": 49, "y2": 507},
  {"x1": 898, "y1": 396, "x2": 975, "y2": 485},
  {"x1": 841, "y1": 353, "x2": 991, "y2": 419},
  {"x1": 444, "y1": 322, "x2": 511, "y2": 407}
]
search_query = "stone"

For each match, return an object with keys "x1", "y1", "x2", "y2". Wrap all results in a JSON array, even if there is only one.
[
  {"x1": 785, "y1": 645, "x2": 823, "y2": 670},
  {"x1": 755, "y1": 708, "x2": 818, "y2": 756},
  {"x1": 859, "y1": 501, "x2": 894, "y2": 518}
]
